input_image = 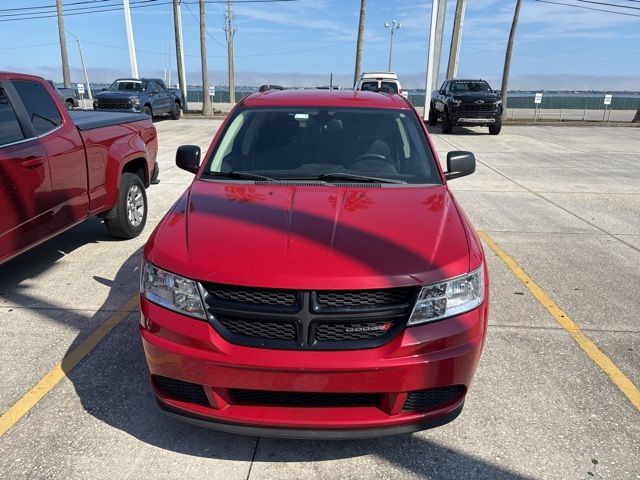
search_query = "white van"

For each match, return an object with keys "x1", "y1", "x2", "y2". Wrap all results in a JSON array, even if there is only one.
[{"x1": 355, "y1": 72, "x2": 408, "y2": 98}]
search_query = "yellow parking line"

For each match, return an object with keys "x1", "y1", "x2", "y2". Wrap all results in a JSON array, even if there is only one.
[
  {"x1": 0, "y1": 294, "x2": 139, "y2": 437},
  {"x1": 477, "y1": 230, "x2": 640, "y2": 412}
]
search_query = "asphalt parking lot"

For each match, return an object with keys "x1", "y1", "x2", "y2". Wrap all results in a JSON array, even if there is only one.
[{"x1": 1, "y1": 119, "x2": 638, "y2": 479}]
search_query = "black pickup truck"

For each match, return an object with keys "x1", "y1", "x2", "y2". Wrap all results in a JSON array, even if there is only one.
[
  {"x1": 428, "y1": 79, "x2": 503, "y2": 135},
  {"x1": 93, "y1": 78, "x2": 182, "y2": 120},
  {"x1": 47, "y1": 80, "x2": 78, "y2": 110}
]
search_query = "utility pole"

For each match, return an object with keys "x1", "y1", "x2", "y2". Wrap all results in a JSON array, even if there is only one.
[
  {"x1": 199, "y1": 0, "x2": 211, "y2": 115},
  {"x1": 173, "y1": 0, "x2": 188, "y2": 111},
  {"x1": 501, "y1": 0, "x2": 523, "y2": 119},
  {"x1": 225, "y1": 0, "x2": 237, "y2": 104},
  {"x1": 123, "y1": 0, "x2": 139, "y2": 78},
  {"x1": 384, "y1": 20, "x2": 401, "y2": 72},
  {"x1": 56, "y1": 0, "x2": 71, "y2": 88},
  {"x1": 423, "y1": 0, "x2": 439, "y2": 121},
  {"x1": 446, "y1": 0, "x2": 466, "y2": 79},
  {"x1": 430, "y1": 0, "x2": 447, "y2": 93},
  {"x1": 353, "y1": 0, "x2": 367, "y2": 87},
  {"x1": 66, "y1": 30, "x2": 93, "y2": 101}
]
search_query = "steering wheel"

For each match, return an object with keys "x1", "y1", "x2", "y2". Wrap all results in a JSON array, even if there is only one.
[{"x1": 350, "y1": 153, "x2": 396, "y2": 170}]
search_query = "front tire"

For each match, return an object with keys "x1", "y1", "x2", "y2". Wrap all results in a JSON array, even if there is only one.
[
  {"x1": 104, "y1": 173, "x2": 147, "y2": 239},
  {"x1": 65, "y1": 100, "x2": 74, "y2": 110},
  {"x1": 170, "y1": 101, "x2": 181, "y2": 120},
  {"x1": 441, "y1": 110, "x2": 453, "y2": 134},
  {"x1": 143, "y1": 105, "x2": 153, "y2": 119},
  {"x1": 489, "y1": 122, "x2": 502, "y2": 135},
  {"x1": 428, "y1": 104, "x2": 438, "y2": 126}
]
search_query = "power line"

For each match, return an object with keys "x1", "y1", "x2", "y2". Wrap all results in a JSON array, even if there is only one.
[
  {"x1": 0, "y1": 1, "x2": 172, "y2": 22},
  {"x1": 182, "y1": 1, "x2": 226, "y2": 48},
  {"x1": 0, "y1": 0, "x2": 120, "y2": 13},
  {"x1": 534, "y1": 0, "x2": 640, "y2": 16},
  {"x1": 576, "y1": 0, "x2": 640, "y2": 9},
  {"x1": 0, "y1": 0, "x2": 162, "y2": 17}
]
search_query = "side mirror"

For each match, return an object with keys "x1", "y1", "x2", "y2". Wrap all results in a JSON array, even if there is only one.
[
  {"x1": 439, "y1": 89, "x2": 445, "y2": 94},
  {"x1": 445, "y1": 151, "x2": 476, "y2": 180},
  {"x1": 176, "y1": 145, "x2": 201, "y2": 174}
]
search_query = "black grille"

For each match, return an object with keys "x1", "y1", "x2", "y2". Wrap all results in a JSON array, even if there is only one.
[
  {"x1": 402, "y1": 385, "x2": 465, "y2": 412},
  {"x1": 96, "y1": 99, "x2": 132, "y2": 110},
  {"x1": 201, "y1": 284, "x2": 417, "y2": 350},
  {"x1": 461, "y1": 103, "x2": 496, "y2": 113},
  {"x1": 230, "y1": 389, "x2": 381, "y2": 407},
  {"x1": 153, "y1": 375, "x2": 210, "y2": 407},
  {"x1": 217, "y1": 315, "x2": 297, "y2": 340},
  {"x1": 205, "y1": 284, "x2": 298, "y2": 307},
  {"x1": 316, "y1": 288, "x2": 412, "y2": 309},
  {"x1": 314, "y1": 320, "x2": 392, "y2": 341}
]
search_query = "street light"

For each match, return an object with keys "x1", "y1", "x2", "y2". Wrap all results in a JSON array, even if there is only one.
[
  {"x1": 65, "y1": 29, "x2": 93, "y2": 102},
  {"x1": 384, "y1": 20, "x2": 401, "y2": 72}
]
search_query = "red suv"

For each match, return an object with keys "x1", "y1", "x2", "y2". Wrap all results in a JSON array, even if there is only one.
[{"x1": 140, "y1": 89, "x2": 488, "y2": 438}]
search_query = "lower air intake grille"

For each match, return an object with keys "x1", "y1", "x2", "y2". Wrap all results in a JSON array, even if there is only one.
[
  {"x1": 217, "y1": 315, "x2": 297, "y2": 340},
  {"x1": 153, "y1": 375, "x2": 210, "y2": 407},
  {"x1": 402, "y1": 385, "x2": 465, "y2": 412},
  {"x1": 230, "y1": 389, "x2": 381, "y2": 407}
]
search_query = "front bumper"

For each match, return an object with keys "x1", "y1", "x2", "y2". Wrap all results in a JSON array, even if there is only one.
[
  {"x1": 93, "y1": 107, "x2": 141, "y2": 114},
  {"x1": 139, "y1": 297, "x2": 488, "y2": 436}
]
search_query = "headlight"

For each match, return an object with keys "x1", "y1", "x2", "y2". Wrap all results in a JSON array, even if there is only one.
[
  {"x1": 408, "y1": 267, "x2": 484, "y2": 326},
  {"x1": 93, "y1": 99, "x2": 98, "y2": 109},
  {"x1": 141, "y1": 260, "x2": 206, "y2": 319},
  {"x1": 131, "y1": 98, "x2": 141, "y2": 107},
  {"x1": 495, "y1": 100, "x2": 503, "y2": 105}
]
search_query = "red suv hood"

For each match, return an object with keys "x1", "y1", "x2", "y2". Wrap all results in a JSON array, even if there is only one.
[{"x1": 145, "y1": 181, "x2": 470, "y2": 290}]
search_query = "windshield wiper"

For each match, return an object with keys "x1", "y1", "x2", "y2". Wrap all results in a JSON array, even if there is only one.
[
  {"x1": 204, "y1": 171, "x2": 276, "y2": 182},
  {"x1": 316, "y1": 173, "x2": 405, "y2": 184}
]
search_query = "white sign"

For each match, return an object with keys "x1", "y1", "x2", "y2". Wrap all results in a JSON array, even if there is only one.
[
  {"x1": 77, "y1": 83, "x2": 85, "y2": 95},
  {"x1": 209, "y1": 86, "x2": 216, "y2": 97},
  {"x1": 534, "y1": 92, "x2": 543, "y2": 104},
  {"x1": 604, "y1": 94, "x2": 612, "y2": 106}
]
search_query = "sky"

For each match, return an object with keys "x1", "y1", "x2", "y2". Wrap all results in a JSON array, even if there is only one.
[{"x1": 0, "y1": 0, "x2": 639, "y2": 90}]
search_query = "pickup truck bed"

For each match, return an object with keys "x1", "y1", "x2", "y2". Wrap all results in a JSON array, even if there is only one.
[{"x1": 69, "y1": 110, "x2": 148, "y2": 130}]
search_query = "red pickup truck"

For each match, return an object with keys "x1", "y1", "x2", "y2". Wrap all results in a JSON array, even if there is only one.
[{"x1": 0, "y1": 72, "x2": 158, "y2": 265}]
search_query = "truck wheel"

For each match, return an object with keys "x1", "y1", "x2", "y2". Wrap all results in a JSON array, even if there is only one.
[
  {"x1": 442, "y1": 111, "x2": 453, "y2": 134},
  {"x1": 489, "y1": 122, "x2": 502, "y2": 135},
  {"x1": 104, "y1": 173, "x2": 147, "y2": 239},
  {"x1": 170, "y1": 102, "x2": 181, "y2": 120},
  {"x1": 427, "y1": 105, "x2": 438, "y2": 126},
  {"x1": 143, "y1": 105, "x2": 153, "y2": 119},
  {"x1": 65, "y1": 100, "x2": 74, "y2": 110}
]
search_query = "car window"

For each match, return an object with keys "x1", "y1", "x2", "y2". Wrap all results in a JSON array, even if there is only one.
[
  {"x1": 12, "y1": 80, "x2": 62, "y2": 136},
  {"x1": 440, "y1": 81, "x2": 448, "y2": 93},
  {"x1": 206, "y1": 107, "x2": 441, "y2": 185},
  {"x1": 108, "y1": 81, "x2": 143, "y2": 92},
  {"x1": 0, "y1": 87, "x2": 25, "y2": 146},
  {"x1": 451, "y1": 81, "x2": 492, "y2": 93},
  {"x1": 381, "y1": 82, "x2": 399, "y2": 94},
  {"x1": 153, "y1": 80, "x2": 166, "y2": 91},
  {"x1": 360, "y1": 81, "x2": 379, "y2": 92}
]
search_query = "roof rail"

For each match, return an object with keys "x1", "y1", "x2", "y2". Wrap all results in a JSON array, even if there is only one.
[{"x1": 258, "y1": 84, "x2": 285, "y2": 93}]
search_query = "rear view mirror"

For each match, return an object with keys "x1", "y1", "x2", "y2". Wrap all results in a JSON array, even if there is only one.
[
  {"x1": 445, "y1": 151, "x2": 476, "y2": 180},
  {"x1": 176, "y1": 145, "x2": 201, "y2": 174}
]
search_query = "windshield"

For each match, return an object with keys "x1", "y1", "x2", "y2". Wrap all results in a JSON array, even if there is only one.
[
  {"x1": 451, "y1": 81, "x2": 492, "y2": 93},
  {"x1": 108, "y1": 80, "x2": 143, "y2": 92},
  {"x1": 381, "y1": 82, "x2": 399, "y2": 94},
  {"x1": 204, "y1": 107, "x2": 441, "y2": 185}
]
